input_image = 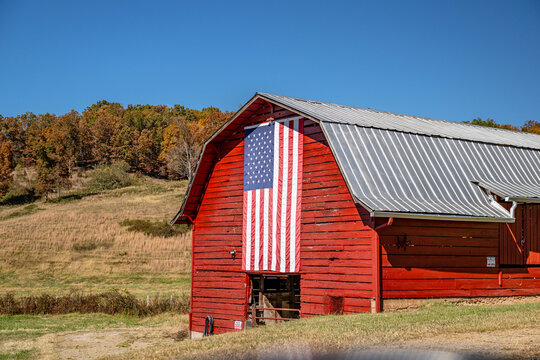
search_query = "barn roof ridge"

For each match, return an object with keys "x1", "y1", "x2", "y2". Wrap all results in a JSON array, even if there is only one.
[{"x1": 256, "y1": 92, "x2": 540, "y2": 151}]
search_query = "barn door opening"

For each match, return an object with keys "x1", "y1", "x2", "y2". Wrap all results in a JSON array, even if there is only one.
[{"x1": 248, "y1": 274, "x2": 300, "y2": 327}]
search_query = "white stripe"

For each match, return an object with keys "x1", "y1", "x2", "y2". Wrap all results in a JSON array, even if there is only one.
[
  {"x1": 280, "y1": 121, "x2": 289, "y2": 272},
  {"x1": 271, "y1": 123, "x2": 279, "y2": 271},
  {"x1": 290, "y1": 119, "x2": 299, "y2": 272},
  {"x1": 245, "y1": 191, "x2": 252, "y2": 271},
  {"x1": 263, "y1": 188, "x2": 269, "y2": 270},
  {"x1": 254, "y1": 189, "x2": 260, "y2": 271}
]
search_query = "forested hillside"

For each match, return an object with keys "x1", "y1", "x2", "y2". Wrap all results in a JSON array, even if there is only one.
[
  {"x1": 0, "y1": 101, "x2": 231, "y2": 200},
  {"x1": 1, "y1": 100, "x2": 539, "y2": 203}
]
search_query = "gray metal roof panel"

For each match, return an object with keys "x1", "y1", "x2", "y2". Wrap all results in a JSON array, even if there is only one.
[
  {"x1": 322, "y1": 121, "x2": 540, "y2": 219},
  {"x1": 259, "y1": 93, "x2": 540, "y2": 150}
]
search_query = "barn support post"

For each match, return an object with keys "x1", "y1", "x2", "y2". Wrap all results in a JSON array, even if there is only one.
[{"x1": 372, "y1": 218, "x2": 393, "y2": 313}]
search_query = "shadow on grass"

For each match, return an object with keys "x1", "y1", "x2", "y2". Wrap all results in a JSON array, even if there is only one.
[
  {"x1": 45, "y1": 192, "x2": 99, "y2": 204},
  {"x1": 0, "y1": 193, "x2": 39, "y2": 207}
]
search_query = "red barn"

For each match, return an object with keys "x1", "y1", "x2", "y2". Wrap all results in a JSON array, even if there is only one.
[{"x1": 171, "y1": 93, "x2": 540, "y2": 338}]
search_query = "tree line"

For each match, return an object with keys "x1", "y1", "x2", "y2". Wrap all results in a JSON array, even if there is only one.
[
  {"x1": 0, "y1": 101, "x2": 538, "y2": 200},
  {"x1": 0, "y1": 101, "x2": 231, "y2": 198},
  {"x1": 464, "y1": 118, "x2": 540, "y2": 134}
]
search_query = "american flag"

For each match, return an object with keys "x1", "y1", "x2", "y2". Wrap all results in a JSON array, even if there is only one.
[{"x1": 242, "y1": 117, "x2": 304, "y2": 272}]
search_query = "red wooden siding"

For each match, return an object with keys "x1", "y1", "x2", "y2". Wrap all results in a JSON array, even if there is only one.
[
  {"x1": 499, "y1": 203, "x2": 524, "y2": 265},
  {"x1": 380, "y1": 218, "x2": 540, "y2": 300},
  {"x1": 191, "y1": 102, "x2": 304, "y2": 334},
  {"x1": 300, "y1": 120, "x2": 376, "y2": 316},
  {"x1": 524, "y1": 204, "x2": 540, "y2": 265},
  {"x1": 498, "y1": 204, "x2": 540, "y2": 266}
]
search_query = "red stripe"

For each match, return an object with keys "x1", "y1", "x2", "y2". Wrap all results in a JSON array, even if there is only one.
[
  {"x1": 259, "y1": 189, "x2": 264, "y2": 271},
  {"x1": 251, "y1": 190, "x2": 256, "y2": 271},
  {"x1": 286, "y1": 120, "x2": 294, "y2": 271}
]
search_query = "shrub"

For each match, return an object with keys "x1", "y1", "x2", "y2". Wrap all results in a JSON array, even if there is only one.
[
  {"x1": 1, "y1": 204, "x2": 41, "y2": 220},
  {"x1": 0, "y1": 291, "x2": 190, "y2": 316},
  {"x1": 85, "y1": 161, "x2": 136, "y2": 193},
  {"x1": 120, "y1": 219, "x2": 189, "y2": 237},
  {"x1": 0, "y1": 166, "x2": 38, "y2": 205},
  {"x1": 72, "y1": 241, "x2": 113, "y2": 251}
]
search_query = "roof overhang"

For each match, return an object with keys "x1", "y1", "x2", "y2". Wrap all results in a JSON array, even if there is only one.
[{"x1": 370, "y1": 211, "x2": 515, "y2": 223}]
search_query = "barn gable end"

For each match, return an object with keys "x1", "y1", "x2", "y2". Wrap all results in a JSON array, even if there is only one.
[{"x1": 188, "y1": 99, "x2": 376, "y2": 335}]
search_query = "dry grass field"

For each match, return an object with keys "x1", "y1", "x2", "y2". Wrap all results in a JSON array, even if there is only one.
[{"x1": 0, "y1": 177, "x2": 191, "y2": 298}]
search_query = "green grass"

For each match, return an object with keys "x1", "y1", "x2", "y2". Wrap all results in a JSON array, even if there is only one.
[
  {"x1": 0, "y1": 349, "x2": 36, "y2": 360},
  {"x1": 0, "y1": 312, "x2": 186, "y2": 341},
  {"x1": 0, "y1": 314, "x2": 141, "y2": 343},
  {"x1": 0, "y1": 204, "x2": 42, "y2": 221},
  {"x1": 109, "y1": 301, "x2": 540, "y2": 360},
  {"x1": 120, "y1": 219, "x2": 190, "y2": 238},
  {"x1": 0, "y1": 272, "x2": 191, "y2": 299}
]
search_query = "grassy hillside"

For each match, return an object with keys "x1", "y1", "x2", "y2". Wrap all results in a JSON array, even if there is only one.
[{"x1": 0, "y1": 176, "x2": 191, "y2": 298}]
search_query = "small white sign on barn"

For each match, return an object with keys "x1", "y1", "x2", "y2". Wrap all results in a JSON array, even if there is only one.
[
  {"x1": 234, "y1": 320, "x2": 242, "y2": 330},
  {"x1": 486, "y1": 256, "x2": 496, "y2": 268}
]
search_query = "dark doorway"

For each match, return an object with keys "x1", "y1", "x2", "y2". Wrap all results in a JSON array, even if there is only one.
[{"x1": 248, "y1": 274, "x2": 300, "y2": 327}]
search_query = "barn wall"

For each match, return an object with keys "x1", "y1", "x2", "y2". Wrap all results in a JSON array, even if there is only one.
[
  {"x1": 380, "y1": 218, "x2": 540, "y2": 300},
  {"x1": 300, "y1": 120, "x2": 376, "y2": 316},
  {"x1": 190, "y1": 105, "x2": 379, "y2": 333},
  {"x1": 191, "y1": 103, "x2": 306, "y2": 334}
]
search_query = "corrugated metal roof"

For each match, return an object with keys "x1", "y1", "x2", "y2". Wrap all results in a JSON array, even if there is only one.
[
  {"x1": 322, "y1": 122, "x2": 540, "y2": 220},
  {"x1": 174, "y1": 93, "x2": 540, "y2": 223},
  {"x1": 473, "y1": 179, "x2": 540, "y2": 203},
  {"x1": 259, "y1": 93, "x2": 540, "y2": 151}
]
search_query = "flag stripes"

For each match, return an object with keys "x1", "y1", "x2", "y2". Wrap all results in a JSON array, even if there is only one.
[{"x1": 242, "y1": 117, "x2": 303, "y2": 272}]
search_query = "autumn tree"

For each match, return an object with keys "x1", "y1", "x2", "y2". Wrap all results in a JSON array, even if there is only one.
[
  {"x1": 84, "y1": 101, "x2": 125, "y2": 165},
  {"x1": 0, "y1": 115, "x2": 25, "y2": 165},
  {"x1": 33, "y1": 111, "x2": 81, "y2": 198},
  {"x1": 197, "y1": 107, "x2": 230, "y2": 139},
  {"x1": 465, "y1": 118, "x2": 519, "y2": 131},
  {"x1": 522, "y1": 120, "x2": 540, "y2": 135},
  {"x1": 160, "y1": 116, "x2": 201, "y2": 180},
  {"x1": 0, "y1": 135, "x2": 14, "y2": 197}
]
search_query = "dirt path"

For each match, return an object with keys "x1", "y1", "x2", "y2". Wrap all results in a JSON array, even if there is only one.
[
  {"x1": 2, "y1": 321, "x2": 538, "y2": 359},
  {"x1": 0, "y1": 325, "x2": 184, "y2": 360}
]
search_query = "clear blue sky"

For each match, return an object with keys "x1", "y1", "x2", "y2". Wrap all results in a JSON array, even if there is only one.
[{"x1": 1, "y1": 0, "x2": 539, "y2": 126}]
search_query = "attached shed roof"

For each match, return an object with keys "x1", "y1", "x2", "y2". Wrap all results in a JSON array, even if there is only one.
[
  {"x1": 473, "y1": 179, "x2": 540, "y2": 204},
  {"x1": 173, "y1": 93, "x2": 540, "y2": 224}
]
